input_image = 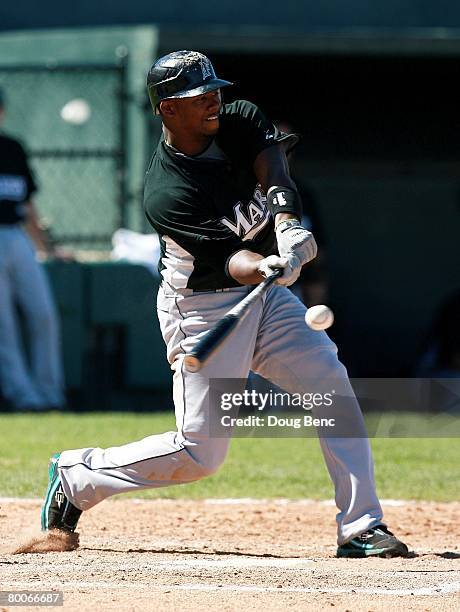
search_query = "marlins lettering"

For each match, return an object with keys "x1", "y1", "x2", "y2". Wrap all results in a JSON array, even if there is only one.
[{"x1": 220, "y1": 186, "x2": 270, "y2": 240}]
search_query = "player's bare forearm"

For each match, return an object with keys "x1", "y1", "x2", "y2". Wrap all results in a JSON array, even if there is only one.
[
  {"x1": 228, "y1": 249, "x2": 301, "y2": 287},
  {"x1": 253, "y1": 144, "x2": 294, "y2": 191},
  {"x1": 227, "y1": 250, "x2": 265, "y2": 285}
]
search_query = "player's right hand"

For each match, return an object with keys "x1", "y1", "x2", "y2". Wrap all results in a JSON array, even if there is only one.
[{"x1": 258, "y1": 254, "x2": 301, "y2": 287}]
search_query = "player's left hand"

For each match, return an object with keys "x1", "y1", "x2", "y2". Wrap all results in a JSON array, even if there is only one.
[{"x1": 276, "y1": 219, "x2": 317, "y2": 266}]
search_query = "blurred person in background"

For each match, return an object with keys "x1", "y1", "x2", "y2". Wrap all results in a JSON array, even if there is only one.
[
  {"x1": 0, "y1": 87, "x2": 65, "y2": 411},
  {"x1": 413, "y1": 289, "x2": 460, "y2": 414},
  {"x1": 415, "y1": 289, "x2": 460, "y2": 379}
]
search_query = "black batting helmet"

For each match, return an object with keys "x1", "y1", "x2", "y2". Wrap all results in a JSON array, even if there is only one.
[{"x1": 147, "y1": 50, "x2": 233, "y2": 115}]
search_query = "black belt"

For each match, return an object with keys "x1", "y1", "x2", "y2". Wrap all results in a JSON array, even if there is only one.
[{"x1": 192, "y1": 288, "x2": 233, "y2": 294}]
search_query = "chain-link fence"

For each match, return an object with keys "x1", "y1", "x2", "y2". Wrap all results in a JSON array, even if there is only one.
[{"x1": 0, "y1": 61, "x2": 129, "y2": 249}]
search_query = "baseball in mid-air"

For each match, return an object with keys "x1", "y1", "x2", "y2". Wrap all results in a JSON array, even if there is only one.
[
  {"x1": 60, "y1": 98, "x2": 91, "y2": 125},
  {"x1": 305, "y1": 305, "x2": 334, "y2": 331}
]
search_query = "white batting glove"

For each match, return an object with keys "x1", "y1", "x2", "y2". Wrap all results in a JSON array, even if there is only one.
[
  {"x1": 276, "y1": 219, "x2": 317, "y2": 266},
  {"x1": 258, "y1": 254, "x2": 301, "y2": 287}
]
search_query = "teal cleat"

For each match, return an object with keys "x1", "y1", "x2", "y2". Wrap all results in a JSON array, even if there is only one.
[
  {"x1": 41, "y1": 453, "x2": 82, "y2": 533},
  {"x1": 337, "y1": 525, "x2": 409, "y2": 558}
]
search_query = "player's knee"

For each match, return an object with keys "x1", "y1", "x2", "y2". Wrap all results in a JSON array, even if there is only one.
[
  {"x1": 182, "y1": 442, "x2": 228, "y2": 480},
  {"x1": 171, "y1": 457, "x2": 222, "y2": 483},
  {"x1": 312, "y1": 343, "x2": 349, "y2": 379},
  {"x1": 193, "y1": 453, "x2": 226, "y2": 479}
]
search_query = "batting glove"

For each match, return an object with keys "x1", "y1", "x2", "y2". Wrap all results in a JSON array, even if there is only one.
[
  {"x1": 276, "y1": 219, "x2": 317, "y2": 266},
  {"x1": 258, "y1": 254, "x2": 301, "y2": 287}
]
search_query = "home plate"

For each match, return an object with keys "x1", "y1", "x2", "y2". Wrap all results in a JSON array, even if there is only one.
[{"x1": 152, "y1": 557, "x2": 314, "y2": 570}]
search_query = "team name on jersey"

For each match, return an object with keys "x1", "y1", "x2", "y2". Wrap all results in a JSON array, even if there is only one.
[
  {"x1": 219, "y1": 186, "x2": 270, "y2": 241},
  {"x1": 0, "y1": 175, "x2": 27, "y2": 201}
]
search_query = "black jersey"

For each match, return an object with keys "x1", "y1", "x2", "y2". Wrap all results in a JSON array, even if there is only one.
[
  {"x1": 0, "y1": 134, "x2": 37, "y2": 224},
  {"x1": 144, "y1": 100, "x2": 298, "y2": 291}
]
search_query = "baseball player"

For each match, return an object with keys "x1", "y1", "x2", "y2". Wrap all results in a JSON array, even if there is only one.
[
  {"x1": 0, "y1": 88, "x2": 64, "y2": 411},
  {"x1": 41, "y1": 51, "x2": 408, "y2": 558}
]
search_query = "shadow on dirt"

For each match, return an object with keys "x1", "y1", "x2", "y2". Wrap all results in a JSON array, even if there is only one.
[{"x1": 81, "y1": 546, "x2": 291, "y2": 558}]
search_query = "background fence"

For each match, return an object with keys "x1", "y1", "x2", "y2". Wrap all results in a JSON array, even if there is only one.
[{"x1": 0, "y1": 59, "x2": 136, "y2": 249}]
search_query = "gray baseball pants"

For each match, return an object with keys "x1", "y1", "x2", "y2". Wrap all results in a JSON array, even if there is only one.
[
  {"x1": 58, "y1": 282, "x2": 383, "y2": 544},
  {"x1": 0, "y1": 227, "x2": 64, "y2": 409}
]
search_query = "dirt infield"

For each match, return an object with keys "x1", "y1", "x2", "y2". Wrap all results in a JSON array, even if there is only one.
[{"x1": 1, "y1": 498, "x2": 459, "y2": 611}]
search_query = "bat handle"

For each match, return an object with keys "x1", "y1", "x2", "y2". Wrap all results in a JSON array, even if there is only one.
[
  {"x1": 183, "y1": 269, "x2": 282, "y2": 373},
  {"x1": 184, "y1": 314, "x2": 238, "y2": 372}
]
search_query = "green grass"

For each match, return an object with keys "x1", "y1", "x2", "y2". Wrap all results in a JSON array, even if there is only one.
[{"x1": 0, "y1": 412, "x2": 458, "y2": 501}]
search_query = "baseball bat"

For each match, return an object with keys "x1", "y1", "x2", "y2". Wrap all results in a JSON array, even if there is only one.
[{"x1": 184, "y1": 269, "x2": 282, "y2": 372}]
